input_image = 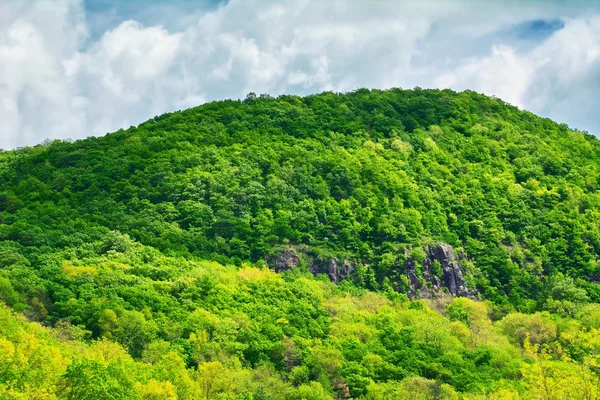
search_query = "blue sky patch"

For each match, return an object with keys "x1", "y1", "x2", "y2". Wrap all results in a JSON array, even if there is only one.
[
  {"x1": 510, "y1": 18, "x2": 565, "y2": 40},
  {"x1": 83, "y1": 0, "x2": 226, "y2": 43}
]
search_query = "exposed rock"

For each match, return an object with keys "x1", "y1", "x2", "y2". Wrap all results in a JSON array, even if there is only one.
[
  {"x1": 269, "y1": 243, "x2": 474, "y2": 299},
  {"x1": 403, "y1": 243, "x2": 474, "y2": 299},
  {"x1": 309, "y1": 257, "x2": 356, "y2": 284},
  {"x1": 270, "y1": 248, "x2": 300, "y2": 272},
  {"x1": 269, "y1": 247, "x2": 355, "y2": 283},
  {"x1": 432, "y1": 243, "x2": 469, "y2": 297},
  {"x1": 404, "y1": 256, "x2": 421, "y2": 289}
]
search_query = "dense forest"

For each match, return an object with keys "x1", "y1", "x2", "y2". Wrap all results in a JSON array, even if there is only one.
[{"x1": 0, "y1": 88, "x2": 599, "y2": 398}]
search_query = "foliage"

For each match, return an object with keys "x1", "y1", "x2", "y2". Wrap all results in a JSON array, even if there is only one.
[
  {"x1": 0, "y1": 88, "x2": 598, "y2": 305},
  {"x1": 0, "y1": 88, "x2": 599, "y2": 398},
  {"x1": 0, "y1": 251, "x2": 598, "y2": 398}
]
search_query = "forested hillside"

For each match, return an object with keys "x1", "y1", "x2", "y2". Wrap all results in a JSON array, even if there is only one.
[{"x1": 1, "y1": 88, "x2": 599, "y2": 398}]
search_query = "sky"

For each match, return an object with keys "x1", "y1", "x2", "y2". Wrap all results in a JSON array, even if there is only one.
[{"x1": 1, "y1": 0, "x2": 599, "y2": 149}]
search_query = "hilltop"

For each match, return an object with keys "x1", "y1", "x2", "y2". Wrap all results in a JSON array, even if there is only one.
[{"x1": 2, "y1": 88, "x2": 598, "y2": 305}]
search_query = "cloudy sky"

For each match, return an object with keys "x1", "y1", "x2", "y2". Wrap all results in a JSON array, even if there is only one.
[{"x1": 1, "y1": 0, "x2": 599, "y2": 149}]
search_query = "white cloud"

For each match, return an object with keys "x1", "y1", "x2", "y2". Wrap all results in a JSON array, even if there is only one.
[
  {"x1": 1, "y1": 0, "x2": 599, "y2": 149},
  {"x1": 0, "y1": 0, "x2": 86, "y2": 149},
  {"x1": 62, "y1": 20, "x2": 184, "y2": 135},
  {"x1": 437, "y1": 17, "x2": 600, "y2": 132},
  {"x1": 436, "y1": 45, "x2": 534, "y2": 108}
]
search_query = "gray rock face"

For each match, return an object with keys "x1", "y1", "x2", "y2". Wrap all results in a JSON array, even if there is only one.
[
  {"x1": 404, "y1": 243, "x2": 472, "y2": 298},
  {"x1": 271, "y1": 248, "x2": 300, "y2": 272},
  {"x1": 269, "y1": 247, "x2": 355, "y2": 283},
  {"x1": 269, "y1": 243, "x2": 473, "y2": 298},
  {"x1": 309, "y1": 257, "x2": 356, "y2": 284}
]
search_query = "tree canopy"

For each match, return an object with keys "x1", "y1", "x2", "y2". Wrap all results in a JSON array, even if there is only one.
[{"x1": 0, "y1": 88, "x2": 599, "y2": 398}]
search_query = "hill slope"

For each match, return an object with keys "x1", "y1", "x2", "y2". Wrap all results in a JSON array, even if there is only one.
[
  {"x1": 0, "y1": 88, "x2": 599, "y2": 399},
  {"x1": 1, "y1": 88, "x2": 599, "y2": 304}
]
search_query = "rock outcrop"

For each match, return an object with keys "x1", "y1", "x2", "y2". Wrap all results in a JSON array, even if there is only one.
[
  {"x1": 269, "y1": 243, "x2": 474, "y2": 298},
  {"x1": 403, "y1": 243, "x2": 473, "y2": 298},
  {"x1": 271, "y1": 248, "x2": 300, "y2": 272},
  {"x1": 308, "y1": 257, "x2": 357, "y2": 284},
  {"x1": 268, "y1": 247, "x2": 355, "y2": 283}
]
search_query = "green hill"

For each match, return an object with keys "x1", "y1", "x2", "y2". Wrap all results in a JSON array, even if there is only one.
[{"x1": 0, "y1": 88, "x2": 599, "y2": 399}]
